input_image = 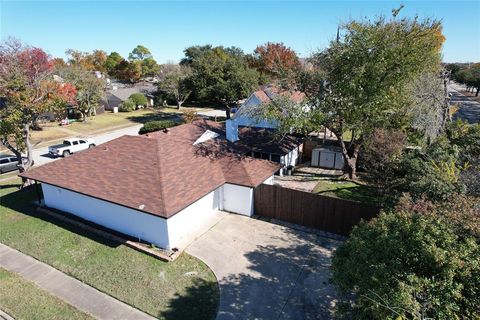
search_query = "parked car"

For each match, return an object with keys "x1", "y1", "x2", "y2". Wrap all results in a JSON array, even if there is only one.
[
  {"x1": 0, "y1": 154, "x2": 34, "y2": 174},
  {"x1": 48, "y1": 138, "x2": 96, "y2": 157}
]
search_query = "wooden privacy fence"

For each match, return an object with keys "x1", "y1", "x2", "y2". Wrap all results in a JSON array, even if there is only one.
[{"x1": 254, "y1": 184, "x2": 380, "y2": 236}]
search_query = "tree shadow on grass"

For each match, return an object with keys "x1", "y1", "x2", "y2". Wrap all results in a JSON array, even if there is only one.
[
  {"x1": 126, "y1": 111, "x2": 183, "y2": 124},
  {"x1": 165, "y1": 217, "x2": 342, "y2": 320},
  {"x1": 159, "y1": 278, "x2": 219, "y2": 320},
  {"x1": 1, "y1": 184, "x2": 122, "y2": 248}
]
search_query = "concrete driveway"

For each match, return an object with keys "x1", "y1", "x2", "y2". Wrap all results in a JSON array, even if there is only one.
[{"x1": 186, "y1": 214, "x2": 341, "y2": 320}]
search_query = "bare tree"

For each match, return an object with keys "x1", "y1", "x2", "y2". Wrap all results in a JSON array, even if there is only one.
[{"x1": 408, "y1": 71, "x2": 446, "y2": 143}]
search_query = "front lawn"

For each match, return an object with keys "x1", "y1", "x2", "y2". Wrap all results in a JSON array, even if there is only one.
[
  {"x1": 0, "y1": 180, "x2": 219, "y2": 320},
  {"x1": 0, "y1": 267, "x2": 94, "y2": 320}
]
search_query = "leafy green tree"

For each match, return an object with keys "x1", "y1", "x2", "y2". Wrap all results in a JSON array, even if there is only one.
[
  {"x1": 261, "y1": 10, "x2": 445, "y2": 179},
  {"x1": 393, "y1": 120, "x2": 479, "y2": 201},
  {"x1": 187, "y1": 45, "x2": 259, "y2": 118},
  {"x1": 158, "y1": 64, "x2": 192, "y2": 108},
  {"x1": 128, "y1": 93, "x2": 148, "y2": 107},
  {"x1": 104, "y1": 52, "x2": 124, "y2": 75},
  {"x1": 127, "y1": 45, "x2": 159, "y2": 80},
  {"x1": 332, "y1": 206, "x2": 479, "y2": 319},
  {"x1": 180, "y1": 45, "x2": 213, "y2": 66},
  {"x1": 455, "y1": 64, "x2": 480, "y2": 96},
  {"x1": 446, "y1": 121, "x2": 480, "y2": 196},
  {"x1": 129, "y1": 45, "x2": 152, "y2": 61},
  {"x1": 141, "y1": 57, "x2": 160, "y2": 78},
  {"x1": 58, "y1": 66, "x2": 105, "y2": 122},
  {"x1": 398, "y1": 137, "x2": 465, "y2": 201}
]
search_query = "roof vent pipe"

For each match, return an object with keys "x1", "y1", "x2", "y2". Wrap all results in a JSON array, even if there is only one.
[{"x1": 226, "y1": 119, "x2": 239, "y2": 142}]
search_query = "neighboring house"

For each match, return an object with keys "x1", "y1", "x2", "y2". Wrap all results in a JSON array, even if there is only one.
[
  {"x1": 225, "y1": 84, "x2": 305, "y2": 171},
  {"x1": 233, "y1": 84, "x2": 305, "y2": 129},
  {"x1": 20, "y1": 120, "x2": 279, "y2": 250},
  {"x1": 206, "y1": 121, "x2": 303, "y2": 174},
  {"x1": 105, "y1": 83, "x2": 156, "y2": 110}
]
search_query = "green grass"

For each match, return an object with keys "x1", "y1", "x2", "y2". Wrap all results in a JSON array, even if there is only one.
[
  {"x1": 67, "y1": 109, "x2": 160, "y2": 133},
  {"x1": 313, "y1": 179, "x2": 379, "y2": 205},
  {"x1": 0, "y1": 180, "x2": 219, "y2": 320},
  {"x1": 0, "y1": 267, "x2": 94, "y2": 320}
]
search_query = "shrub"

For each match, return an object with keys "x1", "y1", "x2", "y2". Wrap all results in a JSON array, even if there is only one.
[
  {"x1": 396, "y1": 137, "x2": 465, "y2": 202},
  {"x1": 118, "y1": 99, "x2": 135, "y2": 112},
  {"x1": 138, "y1": 120, "x2": 178, "y2": 134},
  {"x1": 332, "y1": 203, "x2": 480, "y2": 319},
  {"x1": 363, "y1": 128, "x2": 405, "y2": 200},
  {"x1": 129, "y1": 93, "x2": 148, "y2": 108},
  {"x1": 182, "y1": 109, "x2": 200, "y2": 123}
]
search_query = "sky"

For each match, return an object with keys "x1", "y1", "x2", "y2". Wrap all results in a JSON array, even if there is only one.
[{"x1": 1, "y1": 0, "x2": 479, "y2": 63}]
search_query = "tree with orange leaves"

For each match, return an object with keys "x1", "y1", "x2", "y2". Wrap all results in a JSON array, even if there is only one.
[
  {"x1": 0, "y1": 38, "x2": 77, "y2": 173},
  {"x1": 250, "y1": 42, "x2": 300, "y2": 82}
]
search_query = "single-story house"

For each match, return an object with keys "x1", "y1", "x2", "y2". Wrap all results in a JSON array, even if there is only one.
[
  {"x1": 105, "y1": 83, "x2": 157, "y2": 110},
  {"x1": 20, "y1": 120, "x2": 280, "y2": 250}
]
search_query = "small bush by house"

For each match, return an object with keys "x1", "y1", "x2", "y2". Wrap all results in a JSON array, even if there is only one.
[
  {"x1": 118, "y1": 99, "x2": 136, "y2": 112},
  {"x1": 129, "y1": 93, "x2": 148, "y2": 108},
  {"x1": 139, "y1": 120, "x2": 179, "y2": 134}
]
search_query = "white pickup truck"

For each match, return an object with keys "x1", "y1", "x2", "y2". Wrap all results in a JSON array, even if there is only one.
[{"x1": 48, "y1": 138, "x2": 96, "y2": 157}]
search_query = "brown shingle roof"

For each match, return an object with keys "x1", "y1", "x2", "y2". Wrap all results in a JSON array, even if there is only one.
[
  {"x1": 20, "y1": 120, "x2": 280, "y2": 218},
  {"x1": 250, "y1": 84, "x2": 305, "y2": 105}
]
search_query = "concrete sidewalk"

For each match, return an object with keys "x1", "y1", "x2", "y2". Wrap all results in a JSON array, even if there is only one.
[{"x1": 0, "y1": 243, "x2": 155, "y2": 320}]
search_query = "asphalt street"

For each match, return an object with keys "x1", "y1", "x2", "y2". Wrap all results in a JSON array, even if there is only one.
[{"x1": 448, "y1": 82, "x2": 480, "y2": 124}]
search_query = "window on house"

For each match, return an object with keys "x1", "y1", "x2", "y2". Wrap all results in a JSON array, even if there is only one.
[
  {"x1": 271, "y1": 154, "x2": 281, "y2": 163},
  {"x1": 261, "y1": 153, "x2": 269, "y2": 160},
  {"x1": 253, "y1": 152, "x2": 261, "y2": 158}
]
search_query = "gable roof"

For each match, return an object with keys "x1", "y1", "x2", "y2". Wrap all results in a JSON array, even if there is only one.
[
  {"x1": 107, "y1": 84, "x2": 157, "y2": 101},
  {"x1": 20, "y1": 120, "x2": 280, "y2": 219},
  {"x1": 250, "y1": 84, "x2": 305, "y2": 105}
]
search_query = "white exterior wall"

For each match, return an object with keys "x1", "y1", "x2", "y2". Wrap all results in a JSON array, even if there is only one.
[
  {"x1": 42, "y1": 184, "x2": 222, "y2": 250},
  {"x1": 222, "y1": 183, "x2": 254, "y2": 216},
  {"x1": 234, "y1": 96, "x2": 278, "y2": 129},
  {"x1": 263, "y1": 175, "x2": 274, "y2": 185},
  {"x1": 281, "y1": 147, "x2": 299, "y2": 167},
  {"x1": 166, "y1": 189, "x2": 220, "y2": 248},
  {"x1": 42, "y1": 183, "x2": 170, "y2": 248}
]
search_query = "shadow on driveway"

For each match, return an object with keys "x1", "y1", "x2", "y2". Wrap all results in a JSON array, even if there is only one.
[{"x1": 182, "y1": 214, "x2": 341, "y2": 320}]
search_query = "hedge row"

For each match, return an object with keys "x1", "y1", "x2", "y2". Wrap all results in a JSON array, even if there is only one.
[{"x1": 138, "y1": 120, "x2": 179, "y2": 134}]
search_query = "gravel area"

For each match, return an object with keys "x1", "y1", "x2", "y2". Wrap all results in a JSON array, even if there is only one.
[{"x1": 274, "y1": 165, "x2": 342, "y2": 192}]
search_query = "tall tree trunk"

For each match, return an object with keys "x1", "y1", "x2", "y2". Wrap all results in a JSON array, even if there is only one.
[
  {"x1": 23, "y1": 123, "x2": 34, "y2": 171},
  {"x1": 225, "y1": 106, "x2": 231, "y2": 120},
  {"x1": 476, "y1": 87, "x2": 479, "y2": 96},
  {"x1": 177, "y1": 100, "x2": 182, "y2": 109},
  {"x1": 334, "y1": 128, "x2": 362, "y2": 180}
]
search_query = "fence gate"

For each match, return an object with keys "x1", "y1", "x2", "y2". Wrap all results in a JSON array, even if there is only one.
[{"x1": 254, "y1": 184, "x2": 380, "y2": 236}]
